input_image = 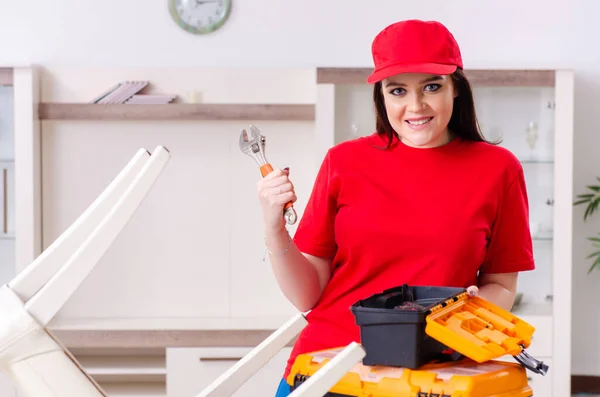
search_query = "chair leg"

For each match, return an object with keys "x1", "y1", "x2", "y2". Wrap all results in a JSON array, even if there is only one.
[
  {"x1": 287, "y1": 342, "x2": 365, "y2": 397},
  {"x1": 196, "y1": 313, "x2": 308, "y2": 397},
  {"x1": 24, "y1": 146, "x2": 170, "y2": 326},
  {"x1": 9, "y1": 148, "x2": 152, "y2": 303},
  {"x1": 0, "y1": 146, "x2": 170, "y2": 397}
]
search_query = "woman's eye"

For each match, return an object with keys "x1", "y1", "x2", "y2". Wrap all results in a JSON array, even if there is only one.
[
  {"x1": 390, "y1": 88, "x2": 405, "y2": 96},
  {"x1": 424, "y1": 84, "x2": 441, "y2": 92}
]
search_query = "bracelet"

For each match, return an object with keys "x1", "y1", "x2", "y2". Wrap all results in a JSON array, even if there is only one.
[{"x1": 263, "y1": 229, "x2": 292, "y2": 261}]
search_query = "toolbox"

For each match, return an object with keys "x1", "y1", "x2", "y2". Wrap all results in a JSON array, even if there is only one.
[
  {"x1": 350, "y1": 284, "x2": 466, "y2": 368},
  {"x1": 349, "y1": 284, "x2": 547, "y2": 375},
  {"x1": 288, "y1": 348, "x2": 533, "y2": 397},
  {"x1": 287, "y1": 284, "x2": 548, "y2": 396}
]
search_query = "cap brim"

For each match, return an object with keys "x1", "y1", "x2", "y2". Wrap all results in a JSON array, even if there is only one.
[{"x1": 366, "y1": 63, "x2": 458, "y2": 84}]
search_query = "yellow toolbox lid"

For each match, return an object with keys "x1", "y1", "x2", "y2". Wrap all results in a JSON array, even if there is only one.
[{"x1": 425, "y1": 291, "x2": 548, "y2": 375}]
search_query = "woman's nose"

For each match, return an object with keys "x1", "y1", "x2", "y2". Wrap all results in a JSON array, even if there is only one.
[{"x1": 407, "y1": 92, "x2": 426, "y2": 112}]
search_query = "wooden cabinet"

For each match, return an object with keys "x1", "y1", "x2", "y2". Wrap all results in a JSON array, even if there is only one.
[
  {"x1": 3, "y1": 67, "x2": 574, "y2": 396},
  {"x1": 166, "y1": 347, "x2": 291, "y2": 397}
]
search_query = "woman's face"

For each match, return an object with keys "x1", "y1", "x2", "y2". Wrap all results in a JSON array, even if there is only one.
[{"x1": 381, "y1": 73, "x2": 457, "y2": 148}]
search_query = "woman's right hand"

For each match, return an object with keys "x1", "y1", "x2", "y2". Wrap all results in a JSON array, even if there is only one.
[{"x1": 257, "y1": 167, "x2": 297, "y2": 231}]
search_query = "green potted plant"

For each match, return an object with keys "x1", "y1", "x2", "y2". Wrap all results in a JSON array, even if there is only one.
[{"x1": 574, "y1": 178, "x2": 600, "y2": 273}]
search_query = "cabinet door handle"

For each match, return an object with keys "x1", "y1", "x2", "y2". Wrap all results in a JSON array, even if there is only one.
[
  {"x1": 199, "y1": 357, "x2": 243, "y2": 362},
  {"x1": 2, "y1": 168, "x2": 6, "y2": 234}
]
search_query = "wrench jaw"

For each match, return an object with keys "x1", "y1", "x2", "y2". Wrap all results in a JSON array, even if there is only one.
[
  {"x1": 239, "y1": 125, "x2": 298, "y2": 225},
  {"x1": 239, "y1": 125, "x2": 268, "y2": 168}
]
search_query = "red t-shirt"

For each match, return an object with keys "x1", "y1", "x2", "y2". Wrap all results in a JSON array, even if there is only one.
[{"x1": 284, "y1": 132, "x2": 535, "y2": 378}]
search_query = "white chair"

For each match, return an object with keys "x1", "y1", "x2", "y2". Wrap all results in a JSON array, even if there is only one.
[
  {"x1": 0, "y1": 145, "x2": 362, "y2": 397},
  {"x1": 0, "y1": 146, "x2": 170, "y2": 397}
]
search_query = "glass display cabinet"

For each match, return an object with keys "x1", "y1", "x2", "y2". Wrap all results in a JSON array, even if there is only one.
[
  {"x1": 473, "y1": 84, "x2": 556, "y2": 315},
  {"x1": 0, "y1": 67, "x2": 16, "y2": 397},
  {"x1": 0, "y1": 66, "x2": 40, "y2": 397},
  {"x1": 0, "y1": 75, "x2": 14, "y2": 288},
  {"x1": 314, "y1": 68, "x2": 574, "y2": 397}
]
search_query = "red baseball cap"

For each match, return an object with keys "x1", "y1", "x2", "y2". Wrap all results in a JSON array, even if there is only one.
[{"x1": 366, "y1": 19, "x2": 463, "y2": 84}]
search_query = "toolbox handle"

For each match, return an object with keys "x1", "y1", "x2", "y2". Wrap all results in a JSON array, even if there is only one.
[
  {"x1": 374, "y1": 284, "x2": 413, "y2": 308},
  {"x1": 514, "y1": 345, "x2": 549, "y2": 375}
]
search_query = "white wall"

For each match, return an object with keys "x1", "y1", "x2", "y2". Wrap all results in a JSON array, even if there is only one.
[{"x1": 1, "y1": 0, "x2": 599, "y2": 375}]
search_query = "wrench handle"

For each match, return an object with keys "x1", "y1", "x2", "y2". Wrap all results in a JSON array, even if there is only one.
[
  {"x1": 259, "y1": 163, "x2": 297, "y2": 225},
  {"x1": 259, "y1": 163, "x2": 275, "y2": 178}
]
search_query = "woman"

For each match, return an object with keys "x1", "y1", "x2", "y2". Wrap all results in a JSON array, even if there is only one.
[{"x1": 258, "y1": 19, "x2": 535, "y2": 396}]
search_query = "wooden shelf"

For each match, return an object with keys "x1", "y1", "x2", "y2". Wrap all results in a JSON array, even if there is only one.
[
  {"x1": 316, "y1": 67, "x2": 556, "y2": 87},
  {"x1": 38, "y1": 103, "x2": 315, "y2": 121},
  {"x1": 0, "y1": 68, "x2": 13, "y2": 86},
  {"x1": 52, "y1": 329, "x2": 294, "y2": 349}
]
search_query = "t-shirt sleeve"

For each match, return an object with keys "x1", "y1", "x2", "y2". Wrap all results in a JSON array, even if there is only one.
[
  {"x1": 292, "y1": 150, "x2": 339, "y2": 259},
  {"x1": 480, "y1": 166, "x2": 536, "y2": 274}
]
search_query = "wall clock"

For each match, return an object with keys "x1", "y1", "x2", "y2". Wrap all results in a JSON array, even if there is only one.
[{"x1": 168, "y1": 0, "x2": 232, "y2": 35}]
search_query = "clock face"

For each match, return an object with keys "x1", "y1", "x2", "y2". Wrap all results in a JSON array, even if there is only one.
[{"x1": 169, "y1": 0, "x2": 231, "y2": 34}]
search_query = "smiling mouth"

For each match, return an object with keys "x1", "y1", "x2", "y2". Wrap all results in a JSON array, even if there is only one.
[{"x1": 406, "y1": 117, "x2": 433, "y2": 126}]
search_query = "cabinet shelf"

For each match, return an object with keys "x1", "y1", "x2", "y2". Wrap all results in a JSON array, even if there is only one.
[
  {"x1": 316, "y1": 68, "x2": 556, "y2": 87},
  {"x1": 38, "y1": 103, "x2": 315, "y2": 121}
]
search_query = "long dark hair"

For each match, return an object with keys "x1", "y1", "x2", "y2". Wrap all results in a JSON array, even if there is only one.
[{"x1": 373, "y1": 68, "x2": 498, "y2": 148}]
